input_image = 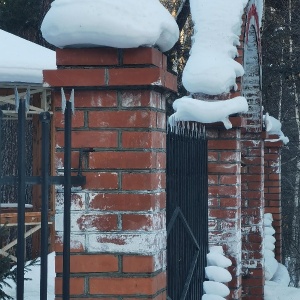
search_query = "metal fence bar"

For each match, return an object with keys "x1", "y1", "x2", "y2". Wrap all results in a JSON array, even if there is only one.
[
  {"x1": 166, "y1": 122, "x2": 208, "y2": 300},
  {"x1": 63, "y1": 100, "x2": 72, "y2": 300},
  {"x1": 17, "y1": 99, "x2": 26, "y2": 300},
  {"x1": 40, "y1": 111, "x2": 51, "y2": 300}
]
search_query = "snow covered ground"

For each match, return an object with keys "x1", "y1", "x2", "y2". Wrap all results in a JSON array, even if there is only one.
[{"x1": 3, "y1": 253, "x2": 55, "y2": 300}]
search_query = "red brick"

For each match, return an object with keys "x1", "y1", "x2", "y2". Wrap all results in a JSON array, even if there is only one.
[
  {"x1": 89, "y1": 272, "x2": 166, "y2": 295},
  {"x1": 89, "y1": 151, "x2": 157, "y2": 169},
  {"x1": 208, "y1": 175, "x2": 218, "y2": 184},
  {"x1": 83, "y1": 172, "x2": 118, "y2": 190},
  {"x1": 121, "y1": 90, "x2": 163, "y2": 109},
  {"x1": 208, "y1": 151, "x2": 218, "y2": 162},
  {"x1": 55, "y1": 277, "x2": 84, "y2": 295},
  {"x1": 220, "y1": 152, "x2": 240, "y2": 162},
  {"x1": 208, "y1": 140, "x2": 239, "y2": 150},
  {"x1": 56, "y1": 254, "x2": 118, "y2": 273},
  {"x1": 208, "y1": 163, "x2": 238, "y2": 174},
  {"x1": 56, "y1": 131, "x2": 118, "y2": 148},
  {"x1": 122, "y1": 213, "x2": 163, "y2": 231},
  {"x1": 89, "y1": 193, "x2": 166, "y2": 211},
  {"x1": 72, "y1": 90, "x2": 117, "y2": 107},
  {"x1": 208, "y1": 185, "x2": 239, "y2": 196},
  {"x1": 220, "y1": 175, "x2": 240, "y2": 185},
  {"x1": 123, "y1": 48, "x2": 164, "y2": 68},
  {"x1": 55, "y1": 152, "x2": 80, "y2": 169},
  {"x1": 55, "y1": 111, "x2": 84, "y2": 128},
  {"x1": 220, "y1": 198, "x2": 239, "y2": 207},
  {"x1": 122, "y1": 131, "x2": 165, "y2": 149},
  {"x1": 108, "y1": 68, "x2": 161, "y2": 86},
  {"x1": 209, "y1": 209, "x2": 238, "y2": 219},
  {"x1": 44, "y1": 69, "x2": 106, "y2": 87},
  {"x1": 156, "y1": 112, "x2": 166, "y2": 129},
  {"x1": 76, "y1": 214, "x2": 118, "y2": 231},
  {"x1": 54, "y1": 235, "x2": 85, "y2": 253},
  {"x1": 56, "y1": 48, "x2": 119, "y2": 66},
  {"x1": 89, "y1": 110, "x2": 157, "y2": 128},
  {"x1": 123, "y1": 255, "x2": 158, "y2": 273},
  {"x1": 122, "y1": 173, "x2": 165, "y2": 190}
]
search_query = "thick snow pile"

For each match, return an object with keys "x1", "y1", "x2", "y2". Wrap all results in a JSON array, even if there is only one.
[
  {"x1": 169, "y1": 96, "x2": 248, "y2": 129},
  {"x1": 3, "y1": 252, "x2": 55, "y2": 299},
  {"x1": 265, "y1": 281, "x2": 300, "y2": 300},
  {"x1": 0, "y1": 30, "x2": 56, "y2": 84},
  {"x1": 264, "y1": 113, "x2": 289, "y2": 144},
  {"x1": 202, "y1": 246, "x2": 232, "y2": 300},
  {"x1": 41, "y1": 0, "x2": 179, "y2": 52},
  {"x1": 255, "y1": 0, "x2": 264, "y2": 27},
  {"x1": 182, "y1": 0, "x2": 248, "y2": 95}
]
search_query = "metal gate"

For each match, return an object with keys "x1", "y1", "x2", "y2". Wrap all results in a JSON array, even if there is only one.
[
  {"x1": 0, "y1": 88, "x2": 85, "y2": 300},
  {"x1": 166, "y1": 122, "x2": 208, "y2": 300}
]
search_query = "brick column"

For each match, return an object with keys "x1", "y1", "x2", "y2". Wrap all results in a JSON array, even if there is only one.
[
  {"x1": 43, "y1": 47, "x2": 176, "y2": 299},
  {"x1": 264, "y1": 137, "x2": 283, "y2": 262},
  {"x1": 241, "y1": 134, "x2": 265, "y2": 300},
  {"x1": 207, "y1": 118, "x2": 245, "y2": 300}
]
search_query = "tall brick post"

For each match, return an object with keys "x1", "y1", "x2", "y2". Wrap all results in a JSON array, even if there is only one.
[
  {"x1": 264, "y1": 137, "x2": 283, "y2": 262},
  {"x1": 43, "y1": 47, "x2": 176, "y2": 299},
  {"x1": 207, "y1": 119, "x2": 245, "y2": 300}
]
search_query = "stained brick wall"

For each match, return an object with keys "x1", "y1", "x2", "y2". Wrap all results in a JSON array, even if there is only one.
[
  {"x1": 264, "y1": 138, "x2": 283, "y2": 262},
  {"x1": 44, "y1": 47, "x2": 176, "y2": 299}
]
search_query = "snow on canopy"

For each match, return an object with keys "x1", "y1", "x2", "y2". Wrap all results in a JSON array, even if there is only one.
[
  {"x1": 41, "y1": 0, "x2": 179, "y2": 52},
  {"x1": 0, "y1": 30, "x2": 56, "y2": 84},
  {"x1": 169, "y1": 96, "x2": 248, "y2": 129},
  {"x1": 182, "y1": 0, "x2": 248, "y2": 95}
]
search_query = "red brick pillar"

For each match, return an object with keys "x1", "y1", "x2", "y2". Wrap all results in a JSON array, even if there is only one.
[
  {"x1": 43, "y1": 47, "x2": 176, "y2": 299},
  {"x1": 241, "y1": 134, "x2": 265, "y2": 299},
  {"x1": 207, "y1": 117, "x2": 245, "y2": 300},
  {"x1": 264, "y1": 137, "x2": 283, "y2": 262}
]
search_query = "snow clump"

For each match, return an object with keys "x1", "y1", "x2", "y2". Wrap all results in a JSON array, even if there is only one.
[
  {"x1": 182, "y1": 0, "x2": 248, "y2": 95},
  {"x1": 169, "y1": 96, "x2": 248, "y2": 130},
  {"x1": 263, "y1": 113, "x2": 289, "y2": 144},
  {"x1": 202, "y1": 246, "x2": 232, "y2": 300},
  {"x1": 41, "y1": 0, "x2": 179, "y2": 52}
]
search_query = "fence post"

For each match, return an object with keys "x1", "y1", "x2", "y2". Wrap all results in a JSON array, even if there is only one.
[
  {"x1": 40, "y1": 111, "x2": 51, "y2": 300},
  {"x1": 43, "y1": 47, "x2": 177, "y2": 299},
  {"x1": 16, "y1": 98, "x2": 26, "y2": 300}
]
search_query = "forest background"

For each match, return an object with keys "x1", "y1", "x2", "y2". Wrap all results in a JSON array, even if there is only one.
[{"x1": 1, "y1": 0, "x2": 300, "y2": 287}]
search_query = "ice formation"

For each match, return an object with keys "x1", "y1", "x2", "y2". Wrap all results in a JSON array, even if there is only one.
[
  {"x1": 182, "y1": 0, "x2": 248, "y2": 95},
  {"x1": 169, "y1": 96, "x2": 248, "y2": 129},
  {"x1": 41, "y1": 0, "x2": 179, "y2": 52},
  {"x1": 0, "y1": 30, "x2": 56, "y2": 84}
]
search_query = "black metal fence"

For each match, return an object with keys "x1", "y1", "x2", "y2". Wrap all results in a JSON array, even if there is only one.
[
  {"x1": 0, "y1": 88, "x2": 85, "y2": 300},
  {"x1": 166, "y1": 122, "x2": 208, "y2": 300}
]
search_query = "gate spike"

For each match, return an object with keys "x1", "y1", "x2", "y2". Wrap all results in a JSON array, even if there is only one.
[
  {"x1": 70, "y1": 89, "x2": 75, "y2": 114},
  {"x1": 14, "y1": 87, "x2": 19, "y2": 112},
  {"x1": 61, "y1": 88, "x2": 67, "y2": 113},
  {"x1": 25, "y1": 87, "x2": 30, "y2": 112},
  {"x1": 61, "y1": 88, "x2": 75, "y2": 114}
]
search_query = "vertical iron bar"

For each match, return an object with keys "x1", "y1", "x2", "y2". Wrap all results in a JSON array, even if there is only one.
[
  {"x1": 63, "y1": 100, "x2": 72, "y2": 300},
  {"x1": 0, "y1": 110, "x2": 3, "y2": 181},
  {"x1": 40, "y1": 112, "x2": 51, "y2": 300},
  {"x1": 17, "y1": 99, "x2": 26, "y2": 300}
]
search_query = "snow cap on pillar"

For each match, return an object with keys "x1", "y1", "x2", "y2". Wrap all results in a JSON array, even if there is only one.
[{"x1": 41, "y1": 0, "x2": 179, "y2": 52}]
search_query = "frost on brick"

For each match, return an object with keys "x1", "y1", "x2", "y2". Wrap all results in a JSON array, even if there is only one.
[{"x1": 41, "y1": 0, "x2": 179, "y2": 52}]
